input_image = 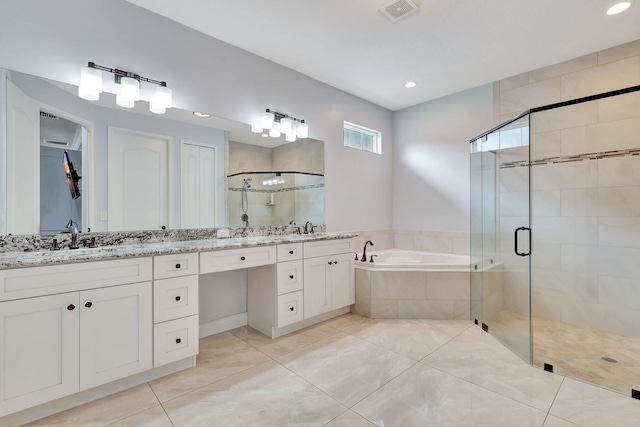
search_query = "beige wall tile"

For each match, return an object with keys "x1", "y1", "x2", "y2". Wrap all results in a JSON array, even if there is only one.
[
  {"x1": 426, "y1": 271, "x2": 470, "y2": 300},
  {"x1": 598, "y1": 155, "x2": 640, "y2": 187},
  {"x1": 597, "y1": 38, "x2": 640, "y2": 65},
  {"x1": 584, "y1": 116, "x2": 640, "y2": 153},
  {"x1": 370, "y1": 299, "x2": 398, "y2": 318},
  {"x1": 598, "y1": 90, "x2": 640, "y2": 122},
  {"x1": 529, "y1": 54, "x2": 598, "y2": 83},
  {"x1": 598, "y1": 276, "x2": 640, "y2": 311},
  {"x1": 500, "y1": 77, "x2": 562, "y2": 116},
  {"x1": 371, "y1": 271, "x2": 427, "y2": 299},
  {"x1": 454, "y1": 300, "x2": 471, "y2": 320},
  {"x1": 355, "y1": 269, "x2": 371, "y2": 299},
  {"x1": 530, "y1": 130, "x2": 561, "y2": 159},
  {"x1": 500, "y1": 72, "x2": 529, "y2": 91},
  {"x1": 398, "y1": 300, "x2": 454, "y2": 319},
  {"x1": 532, "y1": 101, "x2": 598, "y2": 133},
  {"x1": 352, "y1": 297, "x2": 371, "y2": 318},
  {"x1": 598, "y1": 217, "x2": 640, "y2": 248},
  {"x1": 561, "y1": 56, "x2": 640, "y2": 100}
]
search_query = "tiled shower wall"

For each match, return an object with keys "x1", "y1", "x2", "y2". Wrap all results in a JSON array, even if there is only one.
[{"x1": 494, "y1": 38, "x2": 640, "y2": 338}]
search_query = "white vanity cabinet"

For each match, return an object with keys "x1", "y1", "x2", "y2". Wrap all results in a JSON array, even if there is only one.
[
  {"x1": 303, "y1": 240, "x2": 355, "y2": 319},
  {"x1": 0, "y1": 257, "x2": 153, "y2": 417},
  {"x1": 152, "y1": 253, "x2": 199, "y2": 367}
]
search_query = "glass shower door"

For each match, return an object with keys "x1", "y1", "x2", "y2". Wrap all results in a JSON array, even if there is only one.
[{"x1": 470, "y1": 116, "x2": 532, "y2": 364}]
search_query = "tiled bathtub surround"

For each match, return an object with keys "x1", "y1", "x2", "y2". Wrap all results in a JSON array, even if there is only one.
[
  {"x1": 394, "y1": 229, "x2": 471, "y2": 255},
  {"x1": 0, "y1": 225, "x2": 326, "y2": 254},
  {"x1": 353, "y1": 268, "x2": 470, "y2": 320}
]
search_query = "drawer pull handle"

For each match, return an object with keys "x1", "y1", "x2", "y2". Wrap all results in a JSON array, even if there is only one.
[
  {"x1": 176, "y1": 338, "x2": 182, "y2": 344},
  {"x1": 67, "y1": 304, "x2": 76, "y2": 311},
  {"x1": 175, "y1": 263, "x2": 181, "y2": 269},
  {"x1": 289, "y1": 275, "x2": 294, "y2": 279},
  {"x1": 289, "y1": 250, "x2": 294, "y2": 255},
  {"x1": 333, "y1": 261, "x2": 337, "y2": 265},
  {"x1": 289, "y1": 307, "x2": 294, "y2": 311},
  {"x1": 240, "y1": 256, "x2": 246, "y2": 261},
  {"x1": 175, "y1": 296, "x2": 181, "y2": 301},
  {"x1": 327, "y1": 261, "x2": 332, "y2": 265},
  {"x1": 85, "y1": 302, "x2": 93, "y2": 308}
]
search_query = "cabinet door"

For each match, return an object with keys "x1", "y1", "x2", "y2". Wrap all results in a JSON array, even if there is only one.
[
  {"x1": 79, "y1": 282, "x2": 152, "y2": 390},
  {"x1": 303, "y1": 255, "x2": 331, "y2": 319},
  {"x1": 330, "y1": 253, "x2": 356, "y2": 309},
  {"x1": 0, "y1": 293, "x2": 79, "y2": 417}
]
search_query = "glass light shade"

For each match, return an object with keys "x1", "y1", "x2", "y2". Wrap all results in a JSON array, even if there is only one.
[
  {"x1": 154, "y1": 85, "x2": 172, "y2": 108},
  {"x1": 251, "y1": 124, "x2": 263, "y2": 133},
  {"x1": 296, "y1": 121, "x2": 309, "y2": 139},
  {"x1": 149, "y1": 102, "x2": 166, "y2": 114},
  {"x1": 116, "y1": 93, "x2": 135, "y2": 108},
  {"x1": 262, "y1": 111, "x2": 275, "y2": 129},
  {"x1": 285, "y1": 133, "x2": 296, "y2": 142},
  {"x1": 120, "y1": 76, "x2": 140, "y2": 101},
  {"x1": 269, "y1": 128, "x2": 281, "y2": 138},
  {"x1": 280, "y1": 117, "x2": 293, "y2": 134},
  {"x1": 79, "y1": 66, "x2": 102, "y2": 100}
]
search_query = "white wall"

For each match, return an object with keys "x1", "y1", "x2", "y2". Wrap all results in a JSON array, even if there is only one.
[
  {"x1": 392, "y1": 84, "x2": 494, "y2": 234},
  {"x1": 0, "y1": 0, "x2": 394, "y2": 233}
]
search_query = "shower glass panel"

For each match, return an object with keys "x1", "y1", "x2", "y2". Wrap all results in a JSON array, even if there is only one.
[
  {"x1": 529, "y1": 89, "x2": 640, "y2": 395},
  {"x1": 470, "y1": 116, "x2": 532, "y2": 364}
]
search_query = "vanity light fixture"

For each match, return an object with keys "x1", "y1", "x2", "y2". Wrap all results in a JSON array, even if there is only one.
[
  {"x1": 607, "y1": 1, "x2": 631, "y2": 14},
  {"x1": 252, "y1": 109, "x2": 308, "y2": 141},
  {"x1": 78, "y1": 62, "x2": 172, "y2": 114}
]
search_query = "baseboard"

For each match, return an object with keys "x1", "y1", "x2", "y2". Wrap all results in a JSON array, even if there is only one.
[{"x1": 199, "y1": 312, "x2": 248, "y2": 338}]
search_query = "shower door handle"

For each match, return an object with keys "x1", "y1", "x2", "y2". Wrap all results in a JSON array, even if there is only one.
[{"x1": 514, "y1": 227, "x2": 531, "y2": 257}]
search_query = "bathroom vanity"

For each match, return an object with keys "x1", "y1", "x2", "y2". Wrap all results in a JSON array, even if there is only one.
[{"x1": 0, "y1": 233, "x2": 354, "y2": 422}]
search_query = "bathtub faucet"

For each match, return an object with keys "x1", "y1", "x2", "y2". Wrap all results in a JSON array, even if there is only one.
[{"x1": 360, "y1": 240, "x2": 374, "y2": 262}]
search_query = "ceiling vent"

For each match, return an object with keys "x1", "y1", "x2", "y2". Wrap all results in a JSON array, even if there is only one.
[{"x1": 379, "y1": 0, "x2": 420, "y2": 22}]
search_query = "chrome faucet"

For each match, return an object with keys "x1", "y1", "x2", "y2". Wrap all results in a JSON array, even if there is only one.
[
  {"x1": 360, "y1": 240, "x2": 374, "y2": 262},
  {"x1": 304, "y1": 221, "x2": 314, "y2": 234},
  {"x1": 66, "y1": 219, "x2": 79, "y2": 249}
]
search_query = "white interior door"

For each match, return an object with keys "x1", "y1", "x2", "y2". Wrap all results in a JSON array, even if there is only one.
[
  {"x1": 180, "y1": 141, "x2": 215, "y2": 228},
  {"x1": 108, "y1": 127, "x2": 171, "y2": 231},
  {"x1": 6, "y1": 79, "x2": 39, "y2": 235}
]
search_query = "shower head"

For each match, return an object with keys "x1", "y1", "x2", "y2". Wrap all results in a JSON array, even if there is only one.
[{"x1": 243, "y1": 178, "x2": 252, "y2": 188}]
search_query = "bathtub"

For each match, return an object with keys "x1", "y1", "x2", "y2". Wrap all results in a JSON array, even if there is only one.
[
  {"x1": 355, "y1": 249, "x2": 470, "y2": 270},
  {"x1": 353, "y1": 249, "x2": 471, "y2": 320}
]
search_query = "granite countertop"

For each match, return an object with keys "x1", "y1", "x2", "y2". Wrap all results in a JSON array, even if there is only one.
[{"x1": 0, "y1": 233, "x2": 357, "y2": 269}]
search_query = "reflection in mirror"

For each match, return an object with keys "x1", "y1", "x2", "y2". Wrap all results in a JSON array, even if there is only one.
[
  {"x1": 1, "y1": 66, "x2": 325, "y2": 236},
  {"x1": 226, "y1": 140, "x2": 324, "y2": 227}
]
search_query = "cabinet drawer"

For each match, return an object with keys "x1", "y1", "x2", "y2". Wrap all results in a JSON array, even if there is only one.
[
  {"x1": 154, "y1": 276, "x2": 199, "y2": 323},
  {"x1": 154, "y1": 253, "x2": 199, "y2": 279},
  {"x1": 0, "y1": 257, "x2": 153, "y2": 302},
  {"x1": 277, "y1": 291, "x2": 304, "y2": 328},
  {"x1": 277, "y1": 260, "x2": 303, "y2": 295},
  {"x1": 277, "y1": 243, "x2": 302, "y2": 261},
  {"x1": 303, "y1": 239, "x2": 354, "y2": 259},
  {"x1": 154, "y1": 315, "x2": 199, "y2": 367},
  {"x1": 200, "y1": 246, "x2": 276, "y2": 273}
]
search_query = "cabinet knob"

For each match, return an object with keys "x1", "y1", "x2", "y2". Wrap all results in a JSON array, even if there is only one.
[
  {"x1": 176, "y1": 338, "x2": 182, "y2": 344},
  {"x1": 327, "y1": 261, "x2": 332, "y2": 265},
  {"x1": 175, "y1": 263, "x2": 181, "y2": 269},
  {"x1": 175, "y1": 295, "x2": 181, "y2": 301},
  {"x1": 289, "y1": 250, "x2": 294, "y2": 255},
  {"x1": 240, "y1": 256, "x2": 246, "y2": 261},
  {"x1": 289, "y1": 275, "x2": 294, "y2": 279},
  {"x1": 161, "y1": 225, "x2": 166, "y2": 230},
  {"x1": 333, "y1": 261, "x2": 338, "y2": 264},
  {"x1": 85, "y1": 301, "x2": 93, "y2": 308},
  {"x1": 67, "y1": 304, "x2": 76, "y2": 311},
  {"x1": 289, "y1": 307, "x2": 294, "y2": 311}
]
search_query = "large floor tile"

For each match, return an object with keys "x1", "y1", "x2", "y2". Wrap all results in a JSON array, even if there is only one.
[
  {"x1": 324, "y1": 409, "x2": 377, "y2": 426},
  {"x1": 230, "y1": 322, "x2": 341, "y2": 358},
  {"x1": 423, "y1": 327, "x2": 563, "y2": 411},
  {"x1": 149, "y1": 332, "x2": 271, "y2": 402},
  {"x1": 106, "y1": 405, "x2": 172, "y2": 427},
  {"x1": 162, "y1": 360, "x2": 345, "y2": 427},
  {"x1": 353, "y1": 363, "x2": 547, "y2": 427},
  {"x1": 343, "y1": 318, "x2": 471, "y2": 360},
  {"x1": 542, "y1": 415, "x2": 580, "y2": 427},
  {"x1": 549, "y1": 377, "x2": 640, "y2": 427},
  {"x1": 25, "y1": 384, "x2": 159, "y2": 427},
  {"x1": 278, "y1": 332, "x2": 416, "y2": 407},
  {"x1": 322, "y1": 313, "x2": 373, "y2": 331}
]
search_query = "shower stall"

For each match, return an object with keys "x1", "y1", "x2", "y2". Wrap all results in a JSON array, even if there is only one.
[{"x1": 470, "y1": 85, "x2": 640, "y2": 397}]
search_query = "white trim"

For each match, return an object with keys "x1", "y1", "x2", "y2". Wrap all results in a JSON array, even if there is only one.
[
  {"x1": 199, "y1": 312, "x2": 248, "y2": 338},
  {"x1": 343, "y1": 121, "x2": 382, "y2": 154}
]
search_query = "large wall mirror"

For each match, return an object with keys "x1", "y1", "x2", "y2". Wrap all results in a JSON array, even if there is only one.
[{"x1": 0, "y1": 67, "x2": 324, "y2": 236}]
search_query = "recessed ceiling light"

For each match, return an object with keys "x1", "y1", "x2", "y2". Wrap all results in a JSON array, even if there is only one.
[
  {"x1": 607, "y1": 1, "x2": 631, "y2": 15},
  {"x1": 404, "y1": 81, "x2": 417, "y2": 88},
  {"x1": 193, "y1": 111, "x2": 211, "y2": 118}
]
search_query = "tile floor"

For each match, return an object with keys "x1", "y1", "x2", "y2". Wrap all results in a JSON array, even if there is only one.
[
  {"x1": 488, "y1": 310, "x2": 640, "y2": 395},
  {"x1": 23, "y1": 314, "x2": 640, "y2": 427}
]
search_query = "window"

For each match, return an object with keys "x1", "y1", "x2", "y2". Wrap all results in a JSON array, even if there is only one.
[{"x1": 343, "y1": 121, "x2": 382, "y2": 154}]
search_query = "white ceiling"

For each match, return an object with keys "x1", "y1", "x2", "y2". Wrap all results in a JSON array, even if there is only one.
[{"x1": 127, "y1": 0, "x2": 640, "y2": 111}]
